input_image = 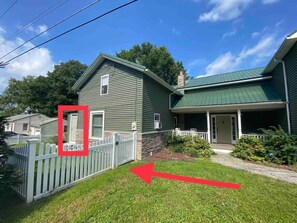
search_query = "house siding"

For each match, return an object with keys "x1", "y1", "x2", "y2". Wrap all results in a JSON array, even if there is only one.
[
  {"x1": 41, "y1": 121, "x2": 58, "y2": 136},
  {"x1": 77, "y1": 60, "x2": 143, "y2": 133},
  {"x1": 142, "y1": 75, "x2": 174, "y2": 132},
  {"x1": 269, "y1": 63, "x2": 286, "y2": 99},
  {"x1": 284, "y1": 42, "x2": 297, "y2": 134}
]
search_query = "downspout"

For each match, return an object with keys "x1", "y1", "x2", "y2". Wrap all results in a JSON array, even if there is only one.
[{"x1": 274, "y1": 58, "x2": 291, "y2": 134}]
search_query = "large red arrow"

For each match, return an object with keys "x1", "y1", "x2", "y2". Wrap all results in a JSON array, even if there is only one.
[{"x1": 130, "y1": 162, "x2": 240, "y2": 189}]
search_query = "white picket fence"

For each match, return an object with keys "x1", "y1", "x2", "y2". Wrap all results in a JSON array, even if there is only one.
[
  {"x1": 5, "y1": 134, "x2": 57, "y2": 145},
  {"x1": 9, "y1": 132, "x2": 137, "y2": 203},
  {"x1": 241, "y1": 133, "x2": 266, "y2": 139},
  {"x1": 174, "y1": 130, "x2": 208, "y2": 141}
]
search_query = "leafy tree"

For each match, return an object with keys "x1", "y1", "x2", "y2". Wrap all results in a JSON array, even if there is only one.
[
  {"x1": 117, "y1": 42, "x2": 187, "y2": 85},
  {"x1": 0, "y1": 60, "x2": 87, "y2": 117},
  {"x1": 0, "y1": 116, "x2": 21, "y2": 196}
]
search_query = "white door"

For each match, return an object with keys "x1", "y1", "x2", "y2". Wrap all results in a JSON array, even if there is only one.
[{"x1": 69, "y1": 114, "x2": 78, "y2": 143}]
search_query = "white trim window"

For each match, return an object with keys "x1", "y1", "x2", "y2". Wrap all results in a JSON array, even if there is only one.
[
  {"x1": 154, "y1": 113, "x2": 162, "y2": 129},
  {"x1": 90, "y1": 111, "x2": 105, "y2": 139},
  {"x1": 100, "y1": 74, "x2": 109, "y2": 95}
]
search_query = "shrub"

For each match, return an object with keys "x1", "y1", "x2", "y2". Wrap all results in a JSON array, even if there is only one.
[
  {"x1": 183, "y1": 136, "x2": 214, "y2": 158},
  {"x1": 0, "y1": 117, "x2": 22, "y2": 197},
  {"x1": 232, "y1": 136, "x2": 266, "y2": 162},
  {"x1": 260, "y1": 126, "x2": 297, "y2": 165},
  {"x1": 165, "y1": 133, "x2": 214, "y2": 158}
]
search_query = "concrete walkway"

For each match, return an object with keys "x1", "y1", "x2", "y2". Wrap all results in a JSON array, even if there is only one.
[{"x1": 211, "y1": 153, "x2": 297, "y2": 184}]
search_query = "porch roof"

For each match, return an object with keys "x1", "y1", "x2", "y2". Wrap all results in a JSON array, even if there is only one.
[{"x1": 172, "y1": 82, "x2": 285, "y2": 109}]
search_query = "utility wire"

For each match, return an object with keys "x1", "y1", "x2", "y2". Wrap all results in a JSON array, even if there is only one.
[
  {"x1": 0, "y1": 0, "x2": 102, "y2": 60},
  {"x1": 0, "y1": 0, "x2": 18, "y2": 21},
  {"x1": 0, "y1": 0, "x2": 69, "y2": 47},
  {"x1": 3, "y1": 0, "x2": 138, "y2": 64}
]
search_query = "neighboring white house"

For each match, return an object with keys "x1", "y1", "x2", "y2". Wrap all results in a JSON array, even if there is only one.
[{"x1": 5, "y1": 113, "x2": 51, "y2": 136}]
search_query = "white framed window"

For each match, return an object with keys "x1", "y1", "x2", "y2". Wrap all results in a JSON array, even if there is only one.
[
  {"x1": 154, "y1": 113, "x2": 162, "y2": 129},
  {"x1": 100, "y1": 74, "x2": 109, "y2": 95},
  {"x1": 89, "y1": 111, "x2": 105, "y2": 139},
  {"x1": 154, "y1": 113, "x2": 160, "y2": 122}
]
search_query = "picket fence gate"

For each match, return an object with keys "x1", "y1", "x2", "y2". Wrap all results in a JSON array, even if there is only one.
[{"x1": 9, "y1": 132, "x2": 137, "y2": 203}]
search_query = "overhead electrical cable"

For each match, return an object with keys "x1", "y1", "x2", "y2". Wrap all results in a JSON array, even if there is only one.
[
  {"x1": 2, "y1": 0, "x2": 138, "y2": 65},
  {"x1": 0, "y1": 0, "x2": 102, "y2": 60},
  {"x1": 0, "y1": 0, "x2": 69, "y2": 46},
  {"x1": 0, "y1": 0, "x2": 18, "y2": 21}
]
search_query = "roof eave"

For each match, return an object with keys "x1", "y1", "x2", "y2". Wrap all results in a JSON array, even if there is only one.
[{"x1": 263, "y1": 30, "x2": 297, "y2": 74}]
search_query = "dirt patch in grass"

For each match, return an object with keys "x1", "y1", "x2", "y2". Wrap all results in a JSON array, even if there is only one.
[{"x1": 143, "y1": 148, "x2": 195, "y2": 162}]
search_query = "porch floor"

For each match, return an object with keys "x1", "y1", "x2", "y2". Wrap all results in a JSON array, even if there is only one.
[{"x1": 211, "y1": 144, "x2": 234, "y2": 154}]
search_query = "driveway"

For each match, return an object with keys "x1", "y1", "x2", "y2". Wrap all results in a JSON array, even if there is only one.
[{"x1": 211, "y1": 153, "x2": 297, "y2": 184}]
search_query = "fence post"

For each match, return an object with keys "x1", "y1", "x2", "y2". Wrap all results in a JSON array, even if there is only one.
[
  {"x1": 112, "y1": 133, "x2": 116, "y2": 169},
  {"x1": 132, "y1": 131, "x2": 137, "y2": 160},
  {"x1": 17, "y1": 134, "x2": 20, "y2": 144},
  {"x1": 26, "y1": 139, "x2": 38, "y2": 203}
]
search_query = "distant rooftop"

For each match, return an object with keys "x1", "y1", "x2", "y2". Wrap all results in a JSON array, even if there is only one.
[
  {"x1": 182, "y1": 67, "x2": 265, "y2": 89},
  {"x1": 7, "y1": 113, "x2": 37, "y2": 121}
]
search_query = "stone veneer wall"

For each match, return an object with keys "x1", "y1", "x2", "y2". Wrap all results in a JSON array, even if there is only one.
[{"x1": 137, "y1": 131, "x2": 170, "y2": 159}]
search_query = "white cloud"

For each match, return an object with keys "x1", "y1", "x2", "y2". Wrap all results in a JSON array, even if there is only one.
[
  {"x1": 198, "y1": 0, "x2": 254, "y2": 22},
  {"x1": 205, "y1": 52, "x2": 240, "y2": 75},
  {"x1": 262, "y1": 0, "x2": 279, "y2": 4},
  {"x1": 202, "y1": 33, "x2": 281, "y2": 76},
  {"x1": 27, "y1": 24, "x2": 48, "y2": 36},
  {"x1": 0, "y1": 26, "x2": 55, "y2": 93}
]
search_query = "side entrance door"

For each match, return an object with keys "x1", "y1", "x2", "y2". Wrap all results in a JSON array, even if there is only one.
[
  {"x1": 216, "y1": 116, "x2": 231, "y2": 144},
  {"x1": 69, "y1": 114, "x2": 78, "y2": 143}
]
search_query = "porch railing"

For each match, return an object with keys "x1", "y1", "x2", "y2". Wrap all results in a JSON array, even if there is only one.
[
  {"x1": 241, "y1": 133, "x2": 266, "y2": 139},
  {"x1": 174, "y1": 130, "x2": 208, "y2": 141}
]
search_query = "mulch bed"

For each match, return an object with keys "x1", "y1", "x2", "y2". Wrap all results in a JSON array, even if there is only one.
[{"x1": 143, "y1": 148, "x2": 195, "y2": 162}]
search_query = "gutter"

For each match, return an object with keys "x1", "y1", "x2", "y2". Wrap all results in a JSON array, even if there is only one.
[{"x1": 274, "y1": 58, "x2": 291, "y2": 134}]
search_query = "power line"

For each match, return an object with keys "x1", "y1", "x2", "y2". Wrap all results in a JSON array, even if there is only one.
[
  {"x1": 0, "y1": 0, "x2": 69, "y2": 47},
  {"x1": 0, "y1": 0, "x2": 102, "y2": 60},
  {"x1": 0, "y1": 0, "x2": 18, "y2": 21},
  {"x1": 3, "y1": 0, "x2": 138, "y2": 65}
]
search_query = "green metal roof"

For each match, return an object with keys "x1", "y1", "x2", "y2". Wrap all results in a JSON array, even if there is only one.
[
  {"x1": 172, "y1": 82, "x2": 284, "y2": 108},
  {"x1": 183, "y1": 67, "x2": 265, "y2": 88}
]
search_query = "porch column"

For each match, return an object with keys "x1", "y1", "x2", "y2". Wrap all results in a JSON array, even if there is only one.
[
  {"x1": 237, "y1": 109, "x2": 242, "y2": 139},
  {"x1": 207, "y1": 111, "x2": 210, "y2": 143}
]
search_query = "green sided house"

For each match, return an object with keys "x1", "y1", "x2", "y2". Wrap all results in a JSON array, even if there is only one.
[{"x1": 70, "y1": 30, "x2": 297, "y2": 159}]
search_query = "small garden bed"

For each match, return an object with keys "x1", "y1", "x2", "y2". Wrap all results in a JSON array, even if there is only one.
[
  {"x1": 143, "y1": 148, "x2": 195, "y2": 161},
  {"x1": 164, "y1": 133, "x2": 214, "y2": 158}
]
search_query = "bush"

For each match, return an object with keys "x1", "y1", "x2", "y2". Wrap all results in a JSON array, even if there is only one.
[
  {"x1": 0, "y1": 116, "x2": 22, "y2": 197},
  {"x1": 232, "y1": 126, "x2": 297, "y2": 165},
  {"x1": 232, "y1": 136, "x2": 266, "y2": 162},
  {"x1": 165, "y1": 133, "x2": 214, "y2": 158},
  {"x1": 261, "y1": 126, "x2": 297, "y2": 165}
]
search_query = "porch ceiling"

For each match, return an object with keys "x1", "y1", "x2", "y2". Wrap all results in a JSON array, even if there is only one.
[{"x1": 171, "y1": 82, "x2": 285, "y2": 112}]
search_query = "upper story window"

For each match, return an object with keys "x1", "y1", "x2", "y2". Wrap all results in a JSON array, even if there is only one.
[{"x1": 100, "y1": 74, "x2": 109, "y2": 95}]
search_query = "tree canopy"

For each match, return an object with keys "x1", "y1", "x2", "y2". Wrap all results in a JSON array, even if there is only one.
[
  {"x1": 116, "y1": 42, "x2": 186, "y2": 85},
  {"x1": 0, "y1": 60, "x2": 87, "y2": 117}
]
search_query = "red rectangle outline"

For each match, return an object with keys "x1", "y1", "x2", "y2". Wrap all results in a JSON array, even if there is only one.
[{"x1": 58, "y1": 105, "x2": 89, "y2": 156}]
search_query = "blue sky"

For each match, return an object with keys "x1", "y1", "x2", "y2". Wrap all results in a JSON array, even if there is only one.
[{"x1": 0, "y1": 0, "x2": 296, "y2": 92}]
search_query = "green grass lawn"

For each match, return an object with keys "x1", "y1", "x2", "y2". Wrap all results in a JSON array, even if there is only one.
[{"x1": 1, "y1": 160, "x2": 297, "y2": 223}]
